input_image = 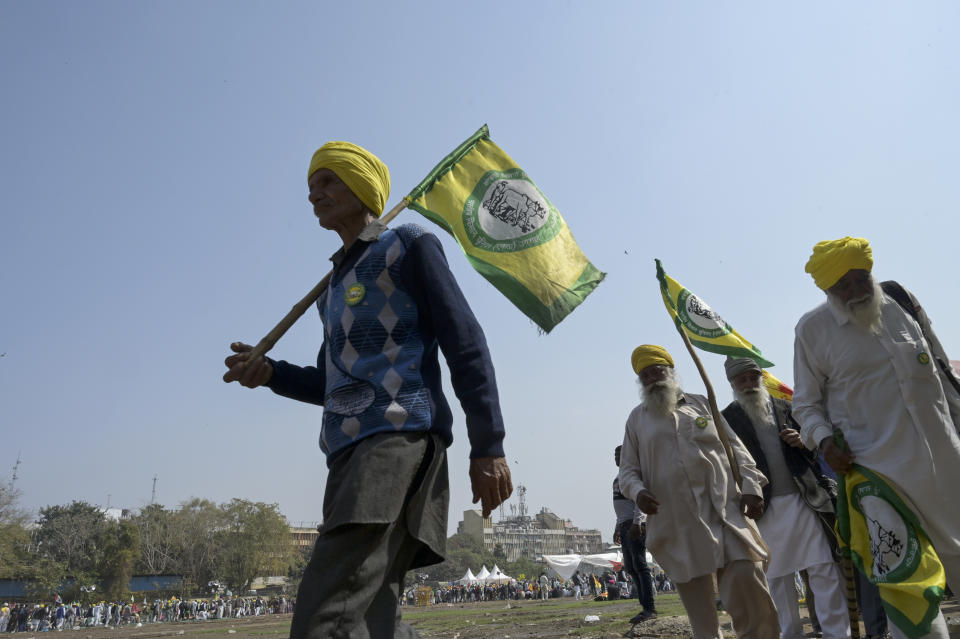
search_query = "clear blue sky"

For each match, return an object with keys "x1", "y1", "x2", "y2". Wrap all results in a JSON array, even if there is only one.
[{"x1": 2, "y1": 2, "x2": 958, "y2": 539}]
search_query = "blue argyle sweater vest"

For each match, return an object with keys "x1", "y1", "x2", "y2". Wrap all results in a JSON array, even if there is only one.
[{"x1": 316, "y1": 225, "x2": 432, "y2": 460}]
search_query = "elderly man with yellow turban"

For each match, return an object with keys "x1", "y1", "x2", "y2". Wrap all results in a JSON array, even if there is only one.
[
  {"x1": 618, "y1": 345, "x2": 780, "y2": 639},
  {"x1": 793, "y1": 236, "x2": 960, "y2": 639},
  {"x1": 223, "y1": 141, "x2": 512, "y2": 638}
]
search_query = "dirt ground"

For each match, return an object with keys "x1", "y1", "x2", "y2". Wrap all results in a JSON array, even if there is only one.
[{"x1": 33, "y1": 597, "x2": 960, "y2": 639}]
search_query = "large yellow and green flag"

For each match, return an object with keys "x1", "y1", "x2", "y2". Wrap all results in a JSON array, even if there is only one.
[
  {"x1": 404, "y1": 125, "x2": 604, "y2": 333},
  {"x1": 655, "y1": 259, "x2": 774, "y2": 367},
  {"x1": 837, "y1": 463, "x2": 946, "y2": 639}
]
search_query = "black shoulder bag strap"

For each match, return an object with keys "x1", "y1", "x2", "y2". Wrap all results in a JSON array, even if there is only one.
[{"x1": 880, "y1": 280, "x2": 960, "y2": 396}]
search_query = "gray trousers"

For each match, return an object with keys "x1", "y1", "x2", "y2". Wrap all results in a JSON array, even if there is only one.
[
  {"x1": 290, "y1": 519, "x2": 422, "y2": 639},
  {"x1": 290, "y1": 433, "x2": 447, "y2": 639}
]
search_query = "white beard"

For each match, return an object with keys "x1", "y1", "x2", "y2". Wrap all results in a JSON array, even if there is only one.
[
  {"x1": 734, "y1": 385, "x2": 775, "y2": 427},
  {"x1": 641, "y1": 372, "x2": 682, "y2": 416},
  {"x1": 828, "y1": 279, "x2": 884, "y2": 335}
]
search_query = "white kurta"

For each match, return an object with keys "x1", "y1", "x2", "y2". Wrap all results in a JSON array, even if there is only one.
[
  {"x1": 793, "y1": 295, "x2": 960, "y2": 576},
  {"x1": 619, "y1": 393, "x2": 768, "y2": 583}
]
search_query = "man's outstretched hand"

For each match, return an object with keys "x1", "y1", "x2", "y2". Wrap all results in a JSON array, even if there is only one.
[
  {"x1": 223, "y1": 342, "x2": 274, "y2": 388},
  {"x1": 469, "y1": 457, "x2": 513, "y2": 517}
]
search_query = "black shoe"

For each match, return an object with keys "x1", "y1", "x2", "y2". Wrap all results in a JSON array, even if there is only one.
[{"x1": 629, "y1": 610, "x2": 657, "y2": 624}]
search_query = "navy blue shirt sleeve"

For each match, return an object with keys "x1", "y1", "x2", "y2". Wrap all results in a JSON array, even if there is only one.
[
  {"x1": 265, "y1": 343, "x2": 326, "y2": 407},
  {"x1": 402, "y1": 232, "x2": 506, "y2": 459}
]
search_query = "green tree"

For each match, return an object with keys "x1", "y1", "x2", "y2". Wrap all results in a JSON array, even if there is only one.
[
  {"x1": 422, "y1": 533, "x2": 487, "y2": 583},
  {"x1": 131, "y1": 503, "x2": 176, "y2": 574},
  {"x1": 0, "y1": 482, "x2": 32, "y2": 579},
  {"x1": 215, "y1": 499, "x2": 296, "y2": 593},
  {"x1": 169, "y1": 498, "x2": 224, "y2": 596},
  {"x1": 23, "y1": 556, "x2": 67, "y2": 601},
  {"x1": 285, "y1": 545, "x2": 312, "y2": 593},
  {"x1": 100, "y1": 520, "x2": 141, "y2": 601},
  {"x1": 35, "y1": 501, "x2": 109, "y2": 576}
]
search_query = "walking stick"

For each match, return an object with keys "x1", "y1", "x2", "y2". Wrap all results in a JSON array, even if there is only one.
[
  {"x1": 832, "y1": 430, "x2": 862, "y2": 639},
  {"x1": 842, "y1": 554, "x2": 862, "y2": 639},
  {"x1": 236, "y1": 200, "x2": 408, "y2": 367},
  {"x1": 672, "y1": 328, "x2": 771, "y2": 564}
]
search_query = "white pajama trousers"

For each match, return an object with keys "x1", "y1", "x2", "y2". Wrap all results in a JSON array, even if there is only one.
[{"x1": 769, "y1": 561, "x2": 849, "y2": 639}]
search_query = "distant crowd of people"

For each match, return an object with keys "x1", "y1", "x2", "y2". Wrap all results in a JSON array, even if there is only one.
[
  {"x1": 0, "y1": 595, "x2": 294, "y2": 632},
  {"x1": 404, "y1": 567, "x2": 676, "y2": 606}
]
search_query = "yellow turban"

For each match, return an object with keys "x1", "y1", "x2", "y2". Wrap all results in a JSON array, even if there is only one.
[
  {"x1": 804, "y1": 236, "x2": 873, "y2": 290},
  {"x1": 631, "y1": 344, "x2": 674, "y2": 375},
  {"x1": 308, "y1": 141, "x2": 391, "y2": 217}
]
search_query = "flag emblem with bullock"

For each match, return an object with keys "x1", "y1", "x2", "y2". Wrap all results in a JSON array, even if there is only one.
[
  {"x1": 405, "y1": 125, "x2": 604, "y2": 333},
  {"x1": 837, "y1": 464, "x2": 946, "y2": 639},
  {"x1": 654, "y1": 259, "x2": 792, "y2": 398},
  {"x1": 655, "y1": 259, "x2": 773, "y2": 367}
]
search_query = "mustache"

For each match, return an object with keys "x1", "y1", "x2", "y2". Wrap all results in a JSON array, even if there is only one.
[{"x1": 847, "y1": 293, "x2": 873, "y2": 309}]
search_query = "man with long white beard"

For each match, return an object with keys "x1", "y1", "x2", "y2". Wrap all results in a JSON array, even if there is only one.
[
  {"x1": 721, "y1": 356, "x2": 849, "y2": 639},
  {"x1": 794, "y1": 236, "x2": 960, "y2": 639},
  {"x1": 618, "y1": 344, "x2": 780, "y2": 639}
]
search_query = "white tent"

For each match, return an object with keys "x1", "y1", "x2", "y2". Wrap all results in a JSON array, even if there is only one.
[
  {"x1": 475, "y1": 565, "x2": 491, "y2": 581},
  {"x1": 457, "y1": 568, "x2": 478, "y2": 584},
  {"x1": 542, "y1": 551, "x2": 624, "y2": 581},
  {"x1": 487, "y1": 565, "x2": 512, "y2": 584}
]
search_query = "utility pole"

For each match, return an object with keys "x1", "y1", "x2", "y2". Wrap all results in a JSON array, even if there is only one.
[{"x1": 10, "y1": 452, "x2": 21, "y2": 487}]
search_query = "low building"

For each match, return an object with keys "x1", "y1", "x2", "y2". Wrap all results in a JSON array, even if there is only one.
[
  {"x1": 456, "y1": 510, "x2": 495, "y2": 548},
  {"x1": 289, "y1": 523, "x2": 321, "y2": 550},
  {"x1": 457, "y1": 507, "x2": 603, "y2": 562}
]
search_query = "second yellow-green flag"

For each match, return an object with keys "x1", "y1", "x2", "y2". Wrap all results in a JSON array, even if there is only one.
[
  {"x1": 404, "y1": 125, "x2": 604, "y2": 333},
  {"x1": 656, "y1": 259, "x2": 774, "y2": 367}
]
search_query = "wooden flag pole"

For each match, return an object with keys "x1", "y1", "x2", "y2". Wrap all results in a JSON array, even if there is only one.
[
  {"x1": 675, "y1": 328, "x2": 743, "y2": 488},
  {"x1": 239, "y1": 199, "x2": 408, "y2": 367},
  {"x1": 673, "y1": 327, "x2": 778, "y2": 572}
]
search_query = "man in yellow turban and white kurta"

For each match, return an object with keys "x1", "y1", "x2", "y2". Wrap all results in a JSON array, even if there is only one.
[
  {"x1": 793, "y1": 236, "x2": 960, "y2": 639},
  {"x1": 223, "y1": 141, "x2": 512, "y2": 638},
  {"x1": 618, "y1": 345, "x2": 780, "y2": 639}
]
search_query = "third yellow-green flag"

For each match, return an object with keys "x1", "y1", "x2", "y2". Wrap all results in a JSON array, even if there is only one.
[
  {"x1": 404, "y1": 125, "x2": 604, "y2": 333},
  {"x1": 837, "y1": 463, "x2": 946, "y2": 639}
]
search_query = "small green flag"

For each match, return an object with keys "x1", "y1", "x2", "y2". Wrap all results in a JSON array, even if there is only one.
[{"x1": 404, "y1": 125, "x2": 604, "y2": 333}]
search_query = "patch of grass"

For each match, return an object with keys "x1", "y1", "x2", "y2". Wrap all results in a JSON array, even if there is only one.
[{"x1": 403, "y1": 594, "x2": 687, "y2": 636}]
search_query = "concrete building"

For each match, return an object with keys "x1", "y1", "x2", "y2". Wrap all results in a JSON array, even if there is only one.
[
  {"x1": 456, "y1": 507, "x2": 604, "y2": 562},
  {"x1": 289, "y1": 523, "x2": 321, "y2": 551}
]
